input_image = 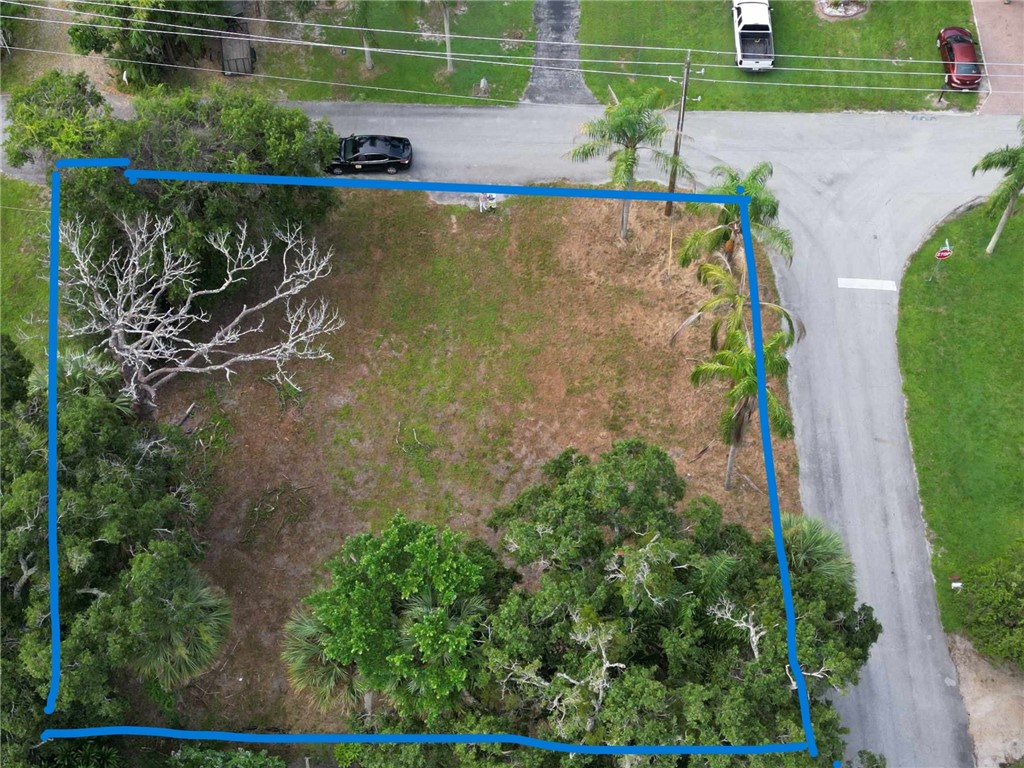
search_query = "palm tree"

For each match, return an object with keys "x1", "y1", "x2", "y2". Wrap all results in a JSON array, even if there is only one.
[
  {"x1": 779, "y1": 513, "x2": 854, "y2": 590},
  {"x1": 394, "y1": 589, "x2": 488, "y2": 711},
  {"x1": 351, "y1": 0, "x2": 376, "y2": 71},
  {"x1": 690, "y1": 328, "x2": 793, "y2": 491},
  {"x1": 28, "y1": 347, "x2": 132, "y2": 414},
  {"x1": 671, "y1": 261, "x2": 802, "y2": 351},
  {"x1": 132, "y1": 565, "x2": 232, "y2": 688},
  {"x1": 437, "y1": 0, "x2": 455, "y2": 74},
  {"x1": 282, "y1": 609, "x2": 360, "y2": 713},
  {"x1": 398, "y1": 590, "x2": 488, "y2": 669},
  {"x1": 411, "y1": 0, "x2": 455, "y2": 73},
  {"x1": 570, "y1": 89, "x2": 692, "y2": 240},
  {"x1": 679, "y1": 161, "x2": 793, "y2": 272},
  {"x1": 972, "y1": 117, "x2": 1024, "y2": 255}
]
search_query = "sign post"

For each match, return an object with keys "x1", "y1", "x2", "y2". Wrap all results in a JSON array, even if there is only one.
[{"x1": 927, "y1": 239, "x2": 953, "y2": 281}]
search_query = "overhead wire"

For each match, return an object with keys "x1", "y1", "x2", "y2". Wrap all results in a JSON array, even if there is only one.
[
  {"x1": 10, "y1": 41, "x2": 1021, "y2": 101},
  {"x1": 8, "y1": 0, "x2": 1023, "y2": 81},
  {"x1": 14, "y1": 0, "x2": 1024, "y2": 68},
  {"x1": 3, "y1": 45, "x2": 560, "y2": 106},
  {"x1": 3, "y1": 4, "x2": 1021, "y2": 96}
]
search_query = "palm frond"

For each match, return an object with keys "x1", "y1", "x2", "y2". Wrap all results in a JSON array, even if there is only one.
[
  {"x1": 751, "y1": 222, "x2": 794, "y2": 264},
  {"x1": 679, "y1": 226, "x2": 728, "y2": 267},
  {"x1": 690, "y1": 360, "x2": 731, "y2": 387},
  {"x1": 745, "y1": 161, "x2": 774, "y2": 189},
  {"x1": 282, "y1": 609, "x2": 358, "y2": 712},
  {"x1": 570, "y1": 138, "x2": 613, "y2": 164},
  {"x1": 611, "y1": 148, "x2": 640, "y2": 188},
  {"x1": 669, "y1": 309, "x2": 704, "y2": 346},
  {"x1": 972, "y1": 146, "x2": 1020, "y2": 175},
  {"x1": 698, "y1": 552, "x2": 738, "y2": 598},
  {"x1": 135, "y1": 577, "x2": 232, "y2": 688},
  {"x1": 765, "y1": 390, "x2": 793, "y2": 438},
  {"x1": 780, "y1": 514, "x2": 854, "y2": 589}
]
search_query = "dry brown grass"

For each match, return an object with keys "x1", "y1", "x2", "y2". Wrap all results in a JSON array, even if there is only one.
[{"x1": 158, "y1": 188, "x2": 801, "y2": 731}]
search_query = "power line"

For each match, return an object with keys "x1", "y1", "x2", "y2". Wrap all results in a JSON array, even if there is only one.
[
  {"x1": 2, "y1": 45, "x2": 562, "y2": 106},
  {"x1": 16, "y1": 0, "x2": 1024, "y2": 82},
  {"x1": 15, "y1": 1, "x2": 1018, "y2": 82},
  {"x1": 2, "y1": 12, "x2": 675, "y2": 84},
  {"x1": 9, "y1": 42, "x2": 1021, "y2": 101},
  {"x1": 0, "y1": 205, "x2": 52, "y2": 213},
  {"x1": 8, "y1": 8, "x2": 1023, "y2": 93},
  {"x1": 11, "y1": 0, "x2": 1024, "y2": 68}
]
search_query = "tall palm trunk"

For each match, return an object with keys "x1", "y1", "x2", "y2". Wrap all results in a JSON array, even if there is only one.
[
  {"x1": 724, "y1": 441, "x2": 738, "y2": 491},
  {"x1": 362, "y1": 31, "x2": 374, "y2": 70},
  {"x1": 986, "y1": 195, "x2": 1016, "y2": 255},
  {"x1": 620, "y1": 200, "x2": 633, "y2": 240},
  {"x1": 442, "y1": 3, "x2": 453, "y2": 73},
  {"x1": 724, "y1": 398, "x2": 753, "y2": 491},
  {"x1": 620, "y1": 178, "x2": 634, "y2": 239}
]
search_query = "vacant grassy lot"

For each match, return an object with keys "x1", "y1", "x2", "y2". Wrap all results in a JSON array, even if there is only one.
[
  {"x1": 580, "y1": 0, "x2": 979, "y2": 112},
  {"x1": 898, "y1": 205, "x2": 1024, "y2": 632},
  {"x1": 173, "y1": 0, "x2": 535, "y2": 103},
  {"x1": 0, "y1": 177, "x2": 49, "y2": 363},
  {"x1": 155, "y1": 188, "x2": 802, "y2": 730}
]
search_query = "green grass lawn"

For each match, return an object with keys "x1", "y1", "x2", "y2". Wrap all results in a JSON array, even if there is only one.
[
  {"x1": 580, "y1": 0, "x2": 978, "y2": 111},
  {"x1": 174, "y1": 0, "x2": 535, "y2": 104},
  {"x1": 314, "y1": 191, "x2": 558, "y2": 526},
  {"x1": 898, "y1": 205, "x2": 1024, "y2": 632},
  {"x1": 0, "y1": 177, "x2": 50, "y2": 364}
]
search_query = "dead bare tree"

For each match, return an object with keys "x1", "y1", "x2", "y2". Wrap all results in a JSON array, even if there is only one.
[
  {"x1": 60, "y1": 212, "x2": 345, "y2": 417},
  {"x1": 708, "y1": 596, "x2": 768, "y2": 661}
]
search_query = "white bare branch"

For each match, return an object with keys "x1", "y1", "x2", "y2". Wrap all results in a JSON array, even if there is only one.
[
  {"x1": 59, "y1": 214, "x2": 345, "y2": 414},
  {"x1": 708, "y1": 596, "x2": 767, "y2": 661},
  {"x1": 785, "y1": 662, "x2": 838, "y2": 692}
]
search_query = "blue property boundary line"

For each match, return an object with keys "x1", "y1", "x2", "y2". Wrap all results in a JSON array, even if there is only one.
[
  {"x1": 43, "y1": 163, "x2": 818, "y2": 758},
  {"x1": 41, "y1": 727, "x2": 810, "y2": 756}
]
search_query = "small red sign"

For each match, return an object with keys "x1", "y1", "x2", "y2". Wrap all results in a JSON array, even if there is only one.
[{"x1": 935, "y1": 248, "x2": 952, "y2": 260}]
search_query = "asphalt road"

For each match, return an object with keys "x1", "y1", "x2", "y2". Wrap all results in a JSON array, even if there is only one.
[
  {"x1": 294, "y1": 103, "x2": 1018, "y2": 767},
  {"x1": 5, "y1": 98, "x2": 1019, "y2": 765}
]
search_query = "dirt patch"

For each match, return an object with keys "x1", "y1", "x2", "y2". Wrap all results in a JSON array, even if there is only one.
[
  {"x1": 158, "y1": 190, "x2": 802, "y2": 731},
  {"x1": 948, "y1": 634, "x2": 1024, "y2": 767},
  {"x1": 813, "y1": 0, "x2": 869, "y2": 22}
]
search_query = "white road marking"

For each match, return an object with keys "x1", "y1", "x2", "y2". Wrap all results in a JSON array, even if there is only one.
[{"x1": 837, "y1": 277, "x2": 898, "y2": 292}]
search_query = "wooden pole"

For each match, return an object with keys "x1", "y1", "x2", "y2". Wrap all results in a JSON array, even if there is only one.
[{"x1": 664, "y1": 50, "x2": 692, "y2": 217}]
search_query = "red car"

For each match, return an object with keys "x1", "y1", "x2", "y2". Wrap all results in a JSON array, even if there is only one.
[{"x1": 937, "y1": 27, "x2": 982, "y2": 90}]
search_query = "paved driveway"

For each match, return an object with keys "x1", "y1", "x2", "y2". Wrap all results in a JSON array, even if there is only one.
[{"x1": 972, "y1": 0, "x2": 1024, "y2": 115}]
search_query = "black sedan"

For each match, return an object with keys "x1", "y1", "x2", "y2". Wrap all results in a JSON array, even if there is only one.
[{"x1": 326, "y1": 134, "x2": 413, "y2": 175}]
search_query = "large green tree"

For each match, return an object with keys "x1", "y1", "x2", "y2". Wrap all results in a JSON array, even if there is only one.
[
  {"x1": 168, "y1": 745, "x2": 287, "y2": 768},
  {"x1": 570, "y1": 89, "x2": 691, "y2": 240},
  {"x1": 972, "y1": 117, "x2": 1024, "y2": 255},
  {"x1": 305, "y1": 514, "x2": 509, "y2": 722},
  {"x1": 2, "y1": 71, "x2": 110, "y2": 167},
  {"x1": 4, "y1": 73, "x2": 337, "y2": 289},
  {"x1": 68, "y1": 0, "x2": 225, "y2": 85},
  {"x1": 0, "y1": 342, "x2": 220, "y2": 767},
  {"x1": 300, "y1": 441, "x2": 880, "y2": 768},
  {"x1": 119, "y1": 540, "x2": 232, "y2": 688},
  {"x1": 0, "y1": 333, "x2": 32, "y2": 410}
]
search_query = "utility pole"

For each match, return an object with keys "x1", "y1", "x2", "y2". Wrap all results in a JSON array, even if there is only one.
[{"x1": 665, "y1": 50, "x2": 692, "y2": 217}]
